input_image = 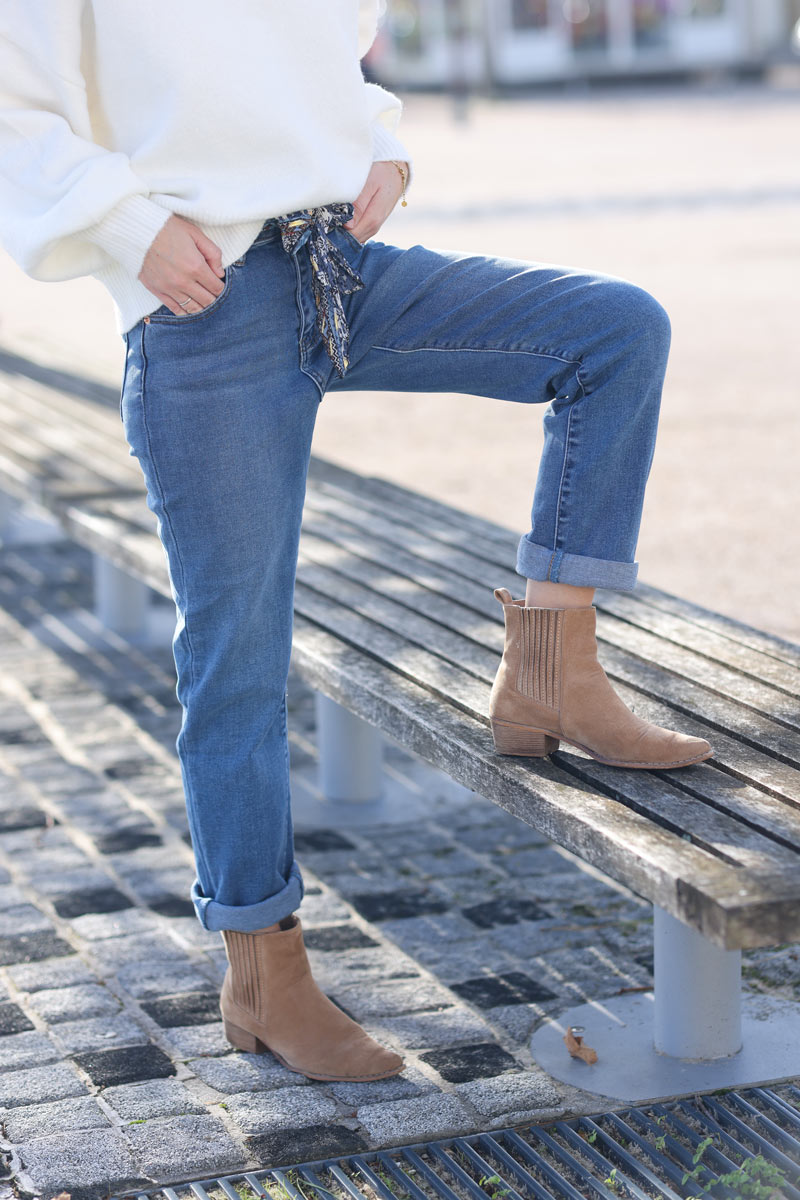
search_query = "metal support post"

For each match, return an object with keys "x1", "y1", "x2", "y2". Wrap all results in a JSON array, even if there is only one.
[
  {"x1": 93, "y1": 554, "x2": 150, "y2": 638},
  {"x1": 529, "y1": 903, "x2": 800, "y2": 1102},
  {"x1": 315, "y1": 693, "x2": 383, "y2": 803},
  {"x1": 653, "y1": 906, "x2": 742, "y2": 1060},
  {"x1": 0, "y1": 490, "x2": 13, "y2": 539}
]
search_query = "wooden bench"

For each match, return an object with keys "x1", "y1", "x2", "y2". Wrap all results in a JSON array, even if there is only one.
[{"x1": 2, "y1": 346, "x2": 800, "y2": 1103}]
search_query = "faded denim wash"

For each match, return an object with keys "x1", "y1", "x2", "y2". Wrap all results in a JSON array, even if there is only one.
[{"x1": 120, "y1": 219, "x2": 670, "y2": 931}]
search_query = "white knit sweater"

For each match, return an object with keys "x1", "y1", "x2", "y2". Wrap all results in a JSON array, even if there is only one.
[{"x1": 0, "y1": 1, "x2": 411, "y2": 332}]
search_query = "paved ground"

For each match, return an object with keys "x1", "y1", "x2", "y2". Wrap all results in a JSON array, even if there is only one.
[
  {"x1": 1, "y1": 79, "x2": 799, "y2": 639},
  {"x1": 1, "y1": 532, "x2": 799, "y2": 1200}
]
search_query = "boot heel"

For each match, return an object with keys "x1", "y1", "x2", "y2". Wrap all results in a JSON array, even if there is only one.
[
  {"x1": 491, "y1": 720, "x2": 559, "y2": 757},
  {"x1": 224, "y1": 1020, "x2": 268, "y2": 1054}
]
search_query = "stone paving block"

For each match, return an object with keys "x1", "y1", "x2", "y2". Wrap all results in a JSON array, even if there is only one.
[
  {"x1": 379, "y1": 912, "x2": 485, "y2": 950},
  {"x1": 71, "y1": 907, "x2": 161, "y2": 941},
  {"x1": 357, "y1": 1092, "x2": 476, "y2": 1143},
  {"x1": 370, "y1": 1007, "x2": 496, "y2": 1049},
  {"x1": 0, "y1": 1061, "x2": 88, "y2": 1108},
  {"x1": 16, "y1": 1127, "x2": 145, "y2": 1199},
  {"x1": 73, "y1": 1043, "x2": 176, "y2": 1088},
  {"x1": 224, "y1": 1085, "x2": 338, "y2": 1135},
  {"x1": 103, "y1": 1077, "x2": 207, "y2": 1121},
  {"x1": 115, "y1": 959, "x2": 217, "y2": 999},
  {"x1": 123, "y1": 1113, "x2": 246, "y2": 1182},
  {"x1": 1, "y1": 1095, "x2": 110, "y2": 1142},
  {"x1": 294, "y1": 830, "x2": 358, "y2": 854},
  {"x1": 95, "y1": 826, "x2": 165, "y2": 855},
  {"x1": 36, "y1": 868, "x2": 121, "y2": 899},
  {"x1": 11, "y1": 845, "x2": 92, "y2": 877},
  {"x1": 349, "y1": 888, "x2": 451, "y2": 923},
  {"x1": 451, "y1": 972, "x2": 559, "y2": 1009},
  {"x1": 53, "y1": 886, "x2": 135, "y2": 919},
  {"x1": 89, "y1": 932, "x2": 192, "y2": 972},
  {"x1": 0, "y1": 883, "x2": 29, "y2": 910},
  {"x1": 330, "y1": 1063, "x2": 437, "y2": 1106},
  {"x1": 534, "y1": 947, "x2": 643, "y2": 1001},
  {"x1": 486, "y1": 1003, "x2": 546, "y2": 1044},
  {"x1": 0, "y1": 903, "x2": 54, "y2": 936},
  {"x1": 147, "y1": 893, "x2": 196, "y2": 919},
  {"x1": 0, "y1": 1030, "x2": 60, "y2": 1073},
  {"x1": 0, "y1": 1000, "x2": 35, "y2": 1035},
  {"x1": 141, "y1": 991, "x2": 220, "y2": 1028},
  {"x1": 8, "y1": 956, "x2": 98, "y2": 992},
  {"x1": 307, "y1": 946, "x2": 420, "y2": 991},
  {"x1": 410, "y1": 942, "x2": 518, "y2": 983},
  {"x1": 303, "y1": 924, "x2": 378, "y2": 951},
  {"x1": 187, "y1": 1052, "x2": 307, "y2": 1093},
  {"x1": 454, "y1": 1070, "x2": 564, "y2": 1118},
  {"x1": 420, "y1": 1043, "x2": 521, "y2": 1084},
  {"x1": 410, "y1": 849, "x2": 487, "y2": 879},
  {"x1": 296, "y1": 890, "x2": 355, "y2": 925},
  {"x1": 162, "y1": 1021, "x2": 231, "y2": 1058},
  {"x1": 246, "y1": 1124, "x2": 367, "y2": 1166},
  {"x1": 162, "y1": 916, "x2": 219, "y2": 949},
  {"x1": 330, "y1": 978, "x2": 458, "y2": 1020},
  {"x1": 52, "y1": 1013, "x2": 150, "y2": 1054},
  {"x1": 462, "y1": 896, "x2": 553, "y2": 929},
  {"x1": 27, "y1": 983, "x2": 121, "y2": 1025},
  {"x1": 0, "y1": 929, "x2": 75, "y2": 965}
]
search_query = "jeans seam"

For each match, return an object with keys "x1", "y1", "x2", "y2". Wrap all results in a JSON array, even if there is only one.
[
  {"x1": 372, "y1": 344, "x2": 583, "y2": 367},
  {"x1": 138, "y1": 323, "x2": 208, "y2": 886}
]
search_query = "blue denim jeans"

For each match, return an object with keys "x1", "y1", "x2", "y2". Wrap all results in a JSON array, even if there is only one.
[{"x1": 120, "y1": 219, "x2": 670, "y2": 931}]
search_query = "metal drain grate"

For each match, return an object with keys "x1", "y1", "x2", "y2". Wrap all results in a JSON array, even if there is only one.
[{"x1": 117, "y1": 1085, "x2": 800, "y2": 1200}]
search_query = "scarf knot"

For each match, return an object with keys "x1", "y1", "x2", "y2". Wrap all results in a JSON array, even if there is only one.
[{"x1": 277, "y1": 203, "x2": 364, "y2": 378}]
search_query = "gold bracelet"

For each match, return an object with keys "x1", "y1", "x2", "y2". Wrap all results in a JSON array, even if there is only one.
[{"x1": 390, "y1": 160, "x2": 409, "y2": 207}]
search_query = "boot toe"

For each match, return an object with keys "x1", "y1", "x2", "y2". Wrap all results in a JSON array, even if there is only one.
[{"x1": 343, "y1": 1037, "x2": 404, "y2": 1081}]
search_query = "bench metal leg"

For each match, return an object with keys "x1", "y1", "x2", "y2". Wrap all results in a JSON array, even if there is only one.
[
  {"x1": 0, "y1": 490, "x2": 13, "y2": 539},
  {"x1": 93, "y1": 554, "x2": 150, "y2": 638},
  {"x1": 653, "y1": 906, "x2": 741, "y2": 1059},
  {"x1": 529, "y1": 903, "x2": 800, "y2": 1102},
  {"x1": 315, "y1": 693, "x2": 383, "y2": 803}
]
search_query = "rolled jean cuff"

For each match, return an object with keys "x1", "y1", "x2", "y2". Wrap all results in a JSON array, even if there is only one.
[
  {"x1": 191, "y1": 862, "x2": 304, "y2": 932},
  {"x1": 516, "y1": 535, "x2": 639, "y2": 592}
]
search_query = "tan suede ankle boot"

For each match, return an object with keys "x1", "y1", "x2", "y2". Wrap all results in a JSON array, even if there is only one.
[
  {"x1": 489, "y1": 588, "x2": 712, "y2": 769},
  {"x1": 220, "y1": 916, "x2": 404, "y2": 1082}
]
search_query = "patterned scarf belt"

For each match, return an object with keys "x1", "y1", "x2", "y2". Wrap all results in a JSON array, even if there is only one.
[{"x1": 276, "y1": 202, "x2": 364, "y2": 379}]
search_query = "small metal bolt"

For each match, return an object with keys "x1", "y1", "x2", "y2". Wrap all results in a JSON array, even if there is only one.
[{"x1": 569, "y1": 1025, "x2": 586, "y2": 1036}]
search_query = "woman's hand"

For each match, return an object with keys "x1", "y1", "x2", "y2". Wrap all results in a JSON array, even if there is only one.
[
  {"x1": 138, "y1": 215, "x2": 225, "y2": 315},
  {"x1": 344, "y1": 161, "x2": 406, "y2": 244}
]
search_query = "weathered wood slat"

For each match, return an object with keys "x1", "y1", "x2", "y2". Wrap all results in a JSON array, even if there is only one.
[
  {"x1": 599, "y1": 591, "x2": 800, "y2": 699},
  {"x1": 306, "y1": 466, "x2": 800, "y2": 687},
  {"x1": 291, "y1": 613, "x2": 800, "y2": 949},
  {"x1": 75, "y1": 493, "x2": 800, "y2": 794},
  {"x1": 631, "y1": 581, "x2": 800, "y2": 671},
  {"x1": 291, "y1": 571, "x2": 800, "y2": 866}
]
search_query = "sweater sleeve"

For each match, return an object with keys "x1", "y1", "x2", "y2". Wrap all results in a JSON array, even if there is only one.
[
  {"x1": 357, "y1": 0, "x2": 413, "y2": 175},
  {"x1": 0, "y1": 1, "x2": 171, "y2": 282}
]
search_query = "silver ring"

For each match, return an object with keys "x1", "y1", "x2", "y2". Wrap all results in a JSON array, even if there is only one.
[{"x1": 179, "y1": 296, "x2": 193, "y2": 309}]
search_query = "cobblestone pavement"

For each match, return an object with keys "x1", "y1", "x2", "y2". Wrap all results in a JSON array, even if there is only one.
[{"x1": 0, "y1": 535, "x2": 798, "y2": 1200}]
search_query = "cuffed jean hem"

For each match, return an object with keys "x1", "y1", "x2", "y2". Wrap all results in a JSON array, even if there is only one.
[
  {"x1": 516, "y1": 535, "x2": 639, "y2": 592},
  {"x1": 191, "y1": 863, "x2": 304, "y2": 932}
]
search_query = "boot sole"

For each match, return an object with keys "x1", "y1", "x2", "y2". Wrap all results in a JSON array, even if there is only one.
[
  {"x1": 223, "y1": 1019, "x2": 405, "y2": 1082},
  {"x1": 491, "y1": 718, "x2": 712, "y2": 769}
]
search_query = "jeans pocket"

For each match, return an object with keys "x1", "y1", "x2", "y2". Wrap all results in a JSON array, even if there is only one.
[{"x1": 147, "y1": 264, "x2": 235, "y2": 325}]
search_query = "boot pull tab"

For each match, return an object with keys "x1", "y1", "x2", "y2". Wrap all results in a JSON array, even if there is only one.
[{"x1": 494, "y1": 587, "x2": 514, "y2": 605}]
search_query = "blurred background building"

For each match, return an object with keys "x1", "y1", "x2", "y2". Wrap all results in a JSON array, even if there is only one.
[{"x1": 367, "y1": 0, "x2": 796, "y2": 88}]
